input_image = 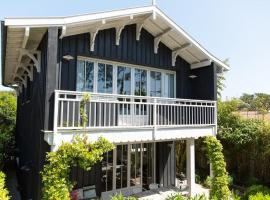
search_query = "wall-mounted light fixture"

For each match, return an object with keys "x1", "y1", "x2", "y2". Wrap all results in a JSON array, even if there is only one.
[
  {"x1": 189, "y1": 75, "x2": 197, "y2": 79},
  {"x1": 63, "y1": 55, "x2": 74, "y2": 61}
]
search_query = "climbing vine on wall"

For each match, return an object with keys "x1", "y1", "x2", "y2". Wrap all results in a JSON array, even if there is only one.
[
  {"x1": 80, "y1": 94, "x2": 90, "y2": 128},
  {"x1": 203, "y1": 136, "x2": 230, "y2": 200},
  {"x1": 41, "y1": 136, "x2": 114, "y2": 200}
]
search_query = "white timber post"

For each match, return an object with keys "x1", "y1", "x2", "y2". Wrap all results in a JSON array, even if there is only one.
[
  {"x1": 153, "y1": 98, "x2": 157, "y2": 140},
  {"x1": 53, "y1": 90, "x2": 59, "y2": 134},
  {"x1": 186, "y1": 138, "x2": 195, "y2": 197}
]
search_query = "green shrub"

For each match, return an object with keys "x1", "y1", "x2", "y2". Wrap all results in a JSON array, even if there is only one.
[
  {"x1": 187, "y1": 194, "x2": 207, "y2": 200},
  {"x1": 165, "y1": 193, "x2": 207, "y2": 200},
  {"x1": 165, "y1": 193, "x2": 185, "y2": 200},
  {"x1": 248, "y1": 192, "x2": 270, "y2": 200},
  {"x1": 245, "y1": 177, "x2": 261, "y2": 187},
  {"x1": 243, "y1": 185, "x2": 270, "y2": 200},
  {"x1": 195, "y1": 174, "x2": 202, "y2": 184},
  {"x1": 203, "y1": 176, "x2": 211, "y2": 188},
  {"x1": 41, "y1": 136, "x2": 114, "y2": 200},
  {"x1": 0, "y1": 92, "x2": 16, "y2": 168},
  {"x1": 110, "y1": 193, "x2": 137, "y2": 200},
  {"x1": 203, "y1": 136, "x2": 230, "y2": 200},
  {"x1": 0, "y1": 171, "x2": 10, "y2": 200}
]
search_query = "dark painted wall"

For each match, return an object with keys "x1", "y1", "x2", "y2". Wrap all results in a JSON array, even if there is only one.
[
  {"x1": 15, "y1": 28, "x2": 59, "y2": 200},
  {"x1": 191, "y1": 63, "x2": 217, "y2": 100},
  {"x1": 156, "y1": 141, "x2": 175, "y2": 187},
  {"x1": 60, "y1": 24, "x2": 174, "y2": 91}
]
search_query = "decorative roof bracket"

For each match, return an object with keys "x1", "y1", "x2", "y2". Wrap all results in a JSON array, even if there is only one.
[
  {"x1": 154, "y1": 28, "x2": 172, "y2": 54},
  {"x1": 18, "y1": 49, "x2": 41, "y2": 73},
  {"x1": 136, "y1": 15, "x2": 152, "y2": 41},
  {"x1": 19, "y1": 64, "x2": 34, "y2": 81},
  {"x1": 172, "y1": 43, "x2": 192, "y2": 66},
  {"x1": 89, "y1": 20, "x2": 106, "y2": 51}
]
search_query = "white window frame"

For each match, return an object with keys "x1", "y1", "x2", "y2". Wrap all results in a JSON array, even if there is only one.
[{"x1": 77, "y1": 56, "x2": 176, "y2": 98}]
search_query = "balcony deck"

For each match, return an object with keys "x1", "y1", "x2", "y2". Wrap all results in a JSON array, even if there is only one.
[{"x1": 44, "y1": 90, "x2": 217, "y2": 150}]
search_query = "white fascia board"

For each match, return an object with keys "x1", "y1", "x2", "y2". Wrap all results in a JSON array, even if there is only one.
[
  {"x1": 4, "y1": 5, "x2": 229, "y2": 71},
  {"x1": 153, "y1": 7, "x2": 229, "y2": 71},
  {"x1": 5, "y1": 6, "x2": 154, "y2": 27}
]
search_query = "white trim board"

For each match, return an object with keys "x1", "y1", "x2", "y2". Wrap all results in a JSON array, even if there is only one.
[{"x1": 44, "y1": 126, "x2": 215, "y2": 151}]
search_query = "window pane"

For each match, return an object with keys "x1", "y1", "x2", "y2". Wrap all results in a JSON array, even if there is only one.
[
  {"x1": 150, "y1": 71, "x2": 161, "y2": 97},
  {"x1": 135, "y1": 69, "x2": 147, "y2": 96},
  {"x1": 98, "y1": 63, "x2": 105, "y2": 93},
  {"x1": 150, "y1": 71, "x2": 156, "y2": 97},
  {"x1": 130, "y1": 144, "x2": 141, "y2": 186},
  {"x1": 101, "y1": 150, "x2": 113, "y2": 192},
  {"x1": 106, "y1": 64, "x2": 113, "y2": 93},
  {"x1": 116, "y1": 145, "x2": 128, "y2": 189},
  {"x1": 85, "y1": 61, "x2": 94, "y2": 92},
  {"x1": 143, "y1": 143, "x2": 154, "y2": 190},
  {"x1": 141, "y1": 70, "x2": 147, "y2": 96},
  {"x1": 124, "y1": 67, "x2": 131, "y2": 95},
  {"x1": 117, "y1": 66, "x2": 125, "y2": 94},
  {"x1": 76, "y1": 60, "x2": 85, "y2": 91},
  {"x1": 155, "y1": 72, "x2": 161, "y2": 97},
  {"x1": 107, "y1": 150, "x2": 113, "y2": 191},
  {"x1": 117, "y1": 66, "x2": 131, "y2": 95},
  {"x1": 134, "y1": 69, "x2": 141, "y2": 96},
  {"x1": 168, "y1": 74, "x2": 174, "y2": 98}
]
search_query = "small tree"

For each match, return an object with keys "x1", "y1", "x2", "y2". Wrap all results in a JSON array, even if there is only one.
[
  {"x1": 204, "y1": 136, "x2": 230, "y2": 200},
  {"x1": 0, "y1": 171, "x2": 10, "y2": 200},
  {"x1": 0, "y1": 92, "x2": 16, "y2": 169}
]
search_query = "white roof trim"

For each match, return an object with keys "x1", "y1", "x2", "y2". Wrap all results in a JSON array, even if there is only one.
[
  {"x1": 152, "y1": 7, "x2": 229, "y2": 70},
  {"x1": 4, "y1": 5, "x2": 229, "y2": 72},
  {"x1": 5, "y1": 6, "x2": 154, "y2": 27}
]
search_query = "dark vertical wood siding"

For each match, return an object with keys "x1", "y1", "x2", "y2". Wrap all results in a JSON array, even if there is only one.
[
  {"x1": 15, "y1": 28, "x2": 59, "y2": 200},
  {"x1": 156, "y1": 141, "x2": 175, "y2": 187},
  {"x1": 191, "y1": 63, "x2": 217, "y2": 100},
  {"x1": 60, "y1": 24, "x2": 174, "y2": 90}
]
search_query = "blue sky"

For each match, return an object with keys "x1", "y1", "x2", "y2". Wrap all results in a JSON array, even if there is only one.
[{"x1": 1, "y1": 0, "x2": 270, "y2": 99}]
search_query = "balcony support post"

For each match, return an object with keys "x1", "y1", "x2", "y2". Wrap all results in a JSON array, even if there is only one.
[
  {"x1": 186, "y1": 138, "x2": 195, "y2": 197},
  {"x1": 153, "y1": 98, "x2": 157, "y2": 140}
]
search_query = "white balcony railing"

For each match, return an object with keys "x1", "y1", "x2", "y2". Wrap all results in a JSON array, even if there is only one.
[{"x1": 53, "y1": 90, "x2": 217, "y2": 132}]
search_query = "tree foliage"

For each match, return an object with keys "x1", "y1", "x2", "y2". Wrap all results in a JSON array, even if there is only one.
[
  {"x1": 203, "y1": 136, "x2": 230, "y2": 200},
  {"x1": 0, "y1": 171, "x2": 10, "y2": 200},
  {"x1": 217, "y1": 99, "x2": 270, "y2": 185},
  {"x1": 0, "y1": 92, "x2": 16, "y2": 168},
  {"x1": 240, "y1": 93, "x2": 270, "y2": 114},
  {"x1": 41, "y1": 136, "x2": 114, "y2": 200}
]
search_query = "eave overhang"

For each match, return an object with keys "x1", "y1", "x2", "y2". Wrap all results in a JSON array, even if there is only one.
[{"x1": 2, "y1": 5, "x2": 229, "y2": 86}]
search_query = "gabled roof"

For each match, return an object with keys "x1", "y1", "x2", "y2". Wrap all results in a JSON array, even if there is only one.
[{"x1": 1, "y1": 5, "x2": 229, "y2": 86}]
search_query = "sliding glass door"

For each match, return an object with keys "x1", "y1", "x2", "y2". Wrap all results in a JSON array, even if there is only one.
[{"x1": 101, "y1": 143, "x2": 155, "y2": 194}]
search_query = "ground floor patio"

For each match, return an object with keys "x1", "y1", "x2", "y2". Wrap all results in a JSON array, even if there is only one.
[{"x1": 136, "y1": 184, "x2": 209, "y2": 200}]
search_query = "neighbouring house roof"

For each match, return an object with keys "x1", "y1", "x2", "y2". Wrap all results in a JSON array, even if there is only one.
[{"x1": 1, "y1": 5, "x2": 229, "y2": 86}]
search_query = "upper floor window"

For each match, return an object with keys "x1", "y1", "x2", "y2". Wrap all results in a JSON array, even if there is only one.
[
  {"x1": 76, "y1": 57, "x2": 175, "y2": 98},
  {"x1": 76, "y1": 60, "x2": 94, "y2": 92}
]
